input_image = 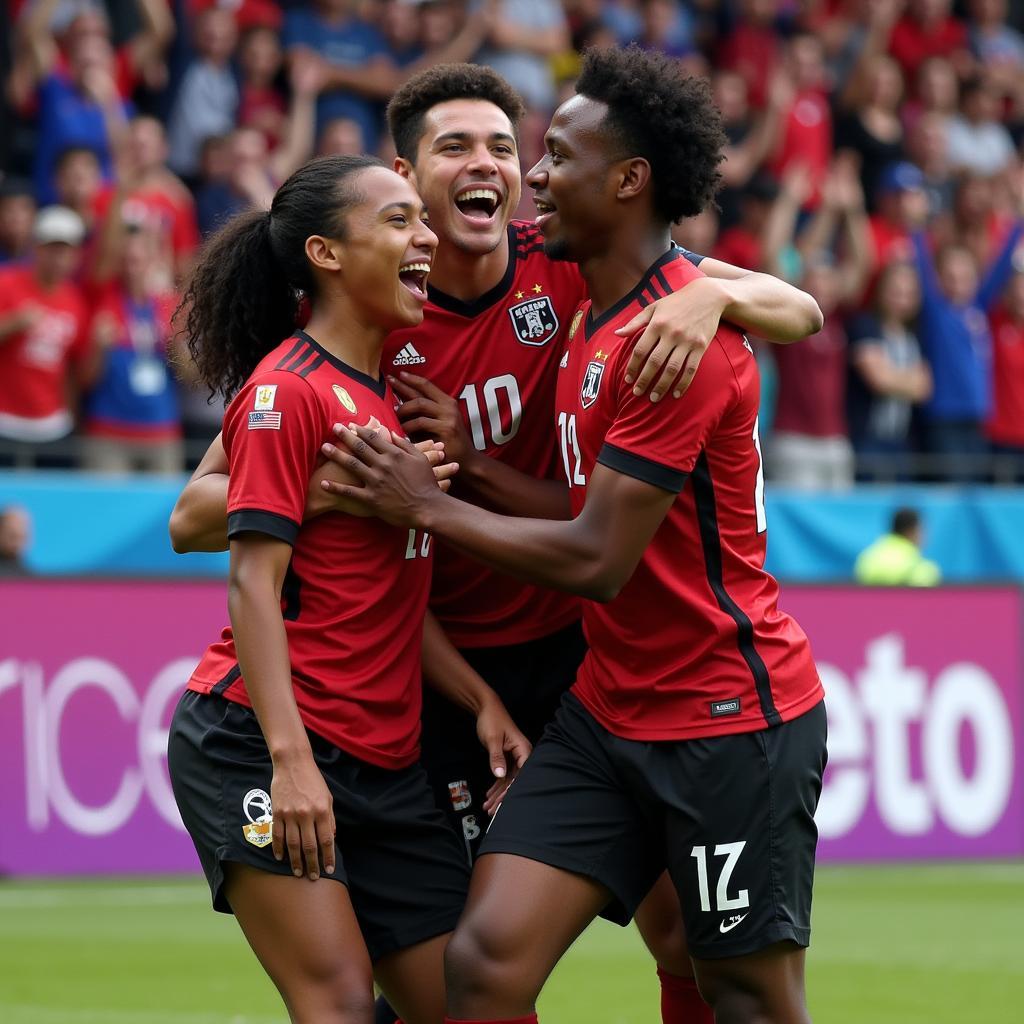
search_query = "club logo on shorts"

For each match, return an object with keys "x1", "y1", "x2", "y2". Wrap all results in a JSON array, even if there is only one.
[
  {"x1": 253, "y1": 385, "x2": 277, "y2": 411},
  {"x1": 448, "y1": 779, "x2": 472, "y2": 812},
  {"x1": 509, "y1": 296, "x2": 559, "y2": 347},
  {"x1": 580, "y1": 360, "x2": 605, "y2": 409},
  {"x1": 332, "y1": 384, "x2": 357, "y2": 414},
  {"x1": 241, "y1": 788, "x2": 273, "y2": 848}
]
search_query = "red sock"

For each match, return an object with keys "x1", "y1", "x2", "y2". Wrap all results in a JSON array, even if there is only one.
[
  {"x1": 444, "y1": 1017, "x2": 537, "y2": 1024},
  {"x1": 658, "y1": 967, "x2": 713, "y2": 1024}
]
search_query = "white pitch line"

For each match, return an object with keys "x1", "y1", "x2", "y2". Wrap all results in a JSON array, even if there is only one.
[{"x1": 0, "y1": 885, "x2": 208, "y2": 908}]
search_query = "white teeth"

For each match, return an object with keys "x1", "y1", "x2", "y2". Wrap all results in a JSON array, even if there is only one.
[
  {"x1": 458, "y1": 188, "x2": 500, "y2": 201},
  {"x1": 400, "y1": 262, "x2": 431, "y2": 273}
]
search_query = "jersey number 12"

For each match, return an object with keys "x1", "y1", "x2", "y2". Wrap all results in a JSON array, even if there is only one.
[{"x1": 557, "y1": 412, "x2": 586, "y2": 487}]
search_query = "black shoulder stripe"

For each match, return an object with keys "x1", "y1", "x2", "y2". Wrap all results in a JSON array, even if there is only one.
[
  {"x1": 282, "y1": 343, "x2": 314, "y2": 373},
  {"x1": 275, "y1": 337, "x2": 306, "y2": 371},
  {"x1": 653, "y1": 267, "x2": 673, "y2": 295},
  {"x1": 296, "y1": 354, "x2": 325, "y2": 379},
  {"x1": 691, "y1": 452, "x2": 780, "y2": 726}
]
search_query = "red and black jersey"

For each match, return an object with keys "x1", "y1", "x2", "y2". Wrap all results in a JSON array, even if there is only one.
[
  {"x1": 555, "y1": 248, "x2": 823, "y2": 741},
  {"x1": 188, "y1": 331, "x2": 432, "y2": 770},
  {"x1": 383, "y1": 221, "x2": 587, "y2": 648}
]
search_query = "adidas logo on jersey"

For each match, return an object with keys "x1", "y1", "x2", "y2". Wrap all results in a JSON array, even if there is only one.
[
  {"x1": 392, "y1": 343, "x2": 426, "y2": 366},
  {"x1": 559, "y1": 351, "x2": 569, "y2": 369}
]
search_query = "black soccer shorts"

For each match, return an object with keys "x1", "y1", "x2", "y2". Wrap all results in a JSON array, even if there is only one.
[
  {"x1": 417, "y1": 619, "x2": 588, "y2": 863},
  {"x1": 167, "y1": 690, "x2": 470, "y2": 962},
  {"x1": 481, "y1": 691, "x2": 828, "y2": 960}
]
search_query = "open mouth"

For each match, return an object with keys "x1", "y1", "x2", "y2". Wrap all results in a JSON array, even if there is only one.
[
  {"x1": 533, "y1": 197, "x2": 557, "y2": 229},
  {"x1": 398, "y1": 261, "x2": 431, "y2": 299},
  {"x1": 454, "y1": 186, "x2": 502, "y2": 224}
]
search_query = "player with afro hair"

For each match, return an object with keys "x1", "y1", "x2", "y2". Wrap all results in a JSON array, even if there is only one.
[{"x1": 573, "y1": 44, "x2": 725, "y2": 224}]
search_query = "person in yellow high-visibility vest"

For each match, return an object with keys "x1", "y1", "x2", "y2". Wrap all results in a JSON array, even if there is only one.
[{"x1": 854, "y1": 507, "x2": 941, "y2": 586}]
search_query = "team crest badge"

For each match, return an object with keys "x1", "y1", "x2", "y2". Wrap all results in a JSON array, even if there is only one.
[
  {"x1": 332, "y1": 384, "x2": 357, "y2": 414},
  {"x1": 580, "y1": 360, "x2": 605, "y2": 409},
  {"x1": 241, "y1": 788, "x2": 274, "y2": 848},
  {"x1": 568, "y1": 309, "x2": 583, "y2": 341},
  {"x1": 508, "y1": 296, "x2": 559, "y2": 347},
  {"x1": 253, "y1": 385, "x2": 277, "y2": 411},
  {"x1": 448, "y1": 779, "x2": 471, "y2": 811}
]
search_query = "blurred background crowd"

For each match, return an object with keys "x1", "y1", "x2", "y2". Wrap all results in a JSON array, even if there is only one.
[{"x1": 0, "y1": 0, "x2": 1022, "y2": 486}]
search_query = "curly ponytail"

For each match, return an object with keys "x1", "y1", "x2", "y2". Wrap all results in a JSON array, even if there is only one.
[{"x1": 180, "y1": 154, "x2": 384, "y2": 400}]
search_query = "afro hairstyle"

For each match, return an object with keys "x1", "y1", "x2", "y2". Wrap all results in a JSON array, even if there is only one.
[
  {"x1": 574, "y1": 45, "x2": 726, "y2": 223},
  {"x1": 387, "y1": 63, "x2": 527, "y2": 163}
]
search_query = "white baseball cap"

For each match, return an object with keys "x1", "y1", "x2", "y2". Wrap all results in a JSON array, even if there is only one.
[{"x1": 33, "y1": 206, "x2": 86, "y2": 246}]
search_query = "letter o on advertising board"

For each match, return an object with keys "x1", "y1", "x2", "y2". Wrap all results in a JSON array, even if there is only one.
[{"x1": 923, "y1": 663, "x2": 1014, "y2": 837}]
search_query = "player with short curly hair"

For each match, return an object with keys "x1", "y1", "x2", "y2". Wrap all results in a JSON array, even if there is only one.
[
  {"x1": 388, "y1": 63, "x2": 527, "y2": 164},
  {"x1": 331, "y1": 46, "x2": 827, "y2": 1024},
  {"x1": 573, "y1": 46, "x2": 725, "y2": 224}
]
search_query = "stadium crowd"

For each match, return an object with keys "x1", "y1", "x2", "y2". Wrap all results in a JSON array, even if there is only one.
[{"x1": 0, "y1": 0, "x2": 1022, "y2": 483}]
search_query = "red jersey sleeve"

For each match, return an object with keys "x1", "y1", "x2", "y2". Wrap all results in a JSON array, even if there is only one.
[
  {"x1": 598, "y1": 336, "x2": 741, "y2": 492},
  {"x1": 0, "y1": 271, "x2": 17, "y2": 316},
  {"x1": 224, "y1": 370, "x2": 324, "y2": 545}
]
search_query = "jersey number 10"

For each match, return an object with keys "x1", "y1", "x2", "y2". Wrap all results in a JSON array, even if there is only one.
[{"x1": 459, "y1": 375, "x2": 523, "y2": 450}]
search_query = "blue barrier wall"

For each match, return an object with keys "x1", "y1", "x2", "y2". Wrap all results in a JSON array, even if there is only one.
[{"x1": 2, "y1": 472, "x2": 1023, "y2": 581}]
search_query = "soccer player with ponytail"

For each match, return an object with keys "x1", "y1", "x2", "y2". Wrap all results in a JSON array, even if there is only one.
[{"x1": 167, "y1": 155, "x2": 527, "y2": 1024}]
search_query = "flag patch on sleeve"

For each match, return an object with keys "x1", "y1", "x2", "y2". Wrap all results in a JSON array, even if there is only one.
[{"x1": 248, "y1": 411, "x2": 282, "y2": 430}]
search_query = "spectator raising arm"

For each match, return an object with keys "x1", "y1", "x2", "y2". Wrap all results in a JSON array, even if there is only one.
[{"x1": 798, "y1": 157, "x2": 873, "y2": 304}]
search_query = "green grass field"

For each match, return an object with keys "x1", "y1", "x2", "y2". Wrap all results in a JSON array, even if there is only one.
[{"x1": 1, "y1": 863, "x2": 1021, "y2": 1023}]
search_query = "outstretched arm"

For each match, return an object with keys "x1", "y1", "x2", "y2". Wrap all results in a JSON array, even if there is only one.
[
  {"x1": 169, "y1": 428, "x2": 458, "y2": 552},
  {"x1": 620, "y1": 252, "x2": 823, "y2": 401},
  {"x1": 324, "y1": 426, "x2": 675, "y2": 603}
]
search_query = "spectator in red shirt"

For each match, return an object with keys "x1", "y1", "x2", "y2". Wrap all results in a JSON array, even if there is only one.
[
  {"x1": 768, "y1": 34, "x2": 833, "y2": 208},
  {"x1": 987, "y1": 268, "x2": 1024, "y2": 478},
  {"x1": 889, "y1": 0, "x2": 971, "y2": 82},
  {"x1": 113, "y1": 116, "x2": 201, "y2": 285},
  {"x1": 713, "y1": 172, "x2": 779, "y2": 271},
  {"x1": 0, "y1": 206, "x2": 90, "y2": 464},
  {"x1": 237, "y1": 25, "x2": 289, "y2": 152},
  {"x1": 718, "y1": 0, "x2": 783, "y2": 109}
]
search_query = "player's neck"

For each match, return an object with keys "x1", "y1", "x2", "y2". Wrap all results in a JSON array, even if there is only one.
[
  {"x1": 304, "y1": 304, "x2": 386, "y2": 381},
  {"x1": 427, "y1": 230, "x2": 510, "y2": 303},
  {"x1": 579, "y1": 228, "x2": 673, "y2": 319}
]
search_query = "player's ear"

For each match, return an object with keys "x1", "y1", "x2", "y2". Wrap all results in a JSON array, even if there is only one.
[
  {"x1": 394, "y1": 157, "x2": 416, "y2": 187},
  {"x1": 305, "y1": 234, "x2": 344, "y2": 275},
  {"x1": 616, "y1": 158, "x2": 651, "y2": 203}
]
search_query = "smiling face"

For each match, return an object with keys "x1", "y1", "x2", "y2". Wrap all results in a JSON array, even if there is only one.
[
  {"x1": 527, "y1": 95, "x2": 625, "y2": 264},
  {"x1": 324, "y1": 166, "x2": 437, "y2": 330},
  {"x1": 402, "y1": 99, "x2": 520, "y2": 257}
]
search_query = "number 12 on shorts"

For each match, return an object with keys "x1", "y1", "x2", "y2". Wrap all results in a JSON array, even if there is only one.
[{"x1": 690, "y1": 841, "x2": 749, "y2": 912}]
